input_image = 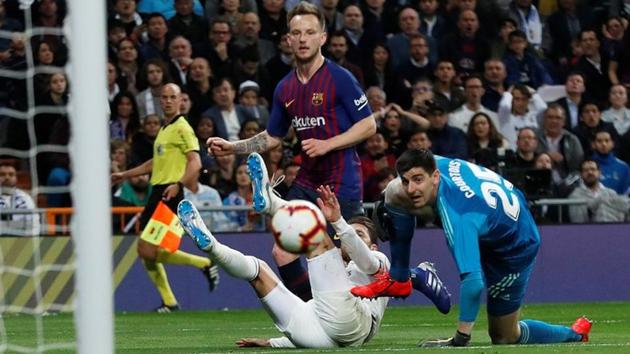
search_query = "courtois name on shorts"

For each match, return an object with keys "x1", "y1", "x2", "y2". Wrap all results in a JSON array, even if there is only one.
[
  {"x1": 292, "y1": 115, "x2": 326, "y2": 131},
  {"x1": 354, "y1": 94, "x2": 368, "y2": 110}
]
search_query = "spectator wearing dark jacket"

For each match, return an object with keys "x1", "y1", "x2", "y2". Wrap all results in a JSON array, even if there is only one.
[
  {"x1": 200, "y1": 77, "x2": 255, "y2": 141},
  {"x1": 418, "y1": 0, "x2": 447, "y2": 40},
  {"x1": 432, "y1": 60, "x2": 465, "y2": 112},
  {"x1": 168, "y1": 0, "x2": 208, "y2": 44},
  {"x1": 341, "y1": 4, "x2": 383, "y2": 68},
  {"x1": 326, "y1": 31, "x2": 364, "y2": 87},
  {"x1": 363, "y1": 43, "x2": 408, "y2": 107},
  {"x1": 574, "y1": 30, "x2": 612, "y2": 106},
  {"x1": 257, "y1": 0, "x2": 287, "y2": 46},
  {"x1": 395, "y1": 33, "x2": 433, "y2": 90},
  {"x1": 554, "y1": 72, "x2": 587, "y2": 131},
  {"x1": 193, "y1": 17, "x2": 237, "y2": 79},
  {"x1": 265, "y1": 33, "x2": 293, "y2": 86},
  {"x1": 426, "y1": 100, "x2": 468, "y2": 159},
  {"x1": 543, "y1": 0, "x2": 594, "y2": 66},
  {"x1": 130, "y1": 114, "x2": 161, "y2": 166},
  {"x1": 572, "y1": 101, "x2": 619, "y2": 157},
  {"x1": 503, "y1": 30, "x2": 553, "y2": 89},
  {"x1": 138, "y1": 13, "x2": 171, "y2": 63},
  {"x1": 535, "y1": 104, "x2": 584, "y2": 183},
  {"x1": 443, "y1": 0, "x2": 506, "y2": 40},
  {"x1": 439, "y1": 10, "x2": 491, "y2": 77},
  {"x1": 482, "y1": 59, "x2": 508, "y2": 112}
]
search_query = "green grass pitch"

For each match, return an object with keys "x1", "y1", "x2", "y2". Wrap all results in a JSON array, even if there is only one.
[{"x1": 3, "y1": 302, "x2": 630, "y2": 353}]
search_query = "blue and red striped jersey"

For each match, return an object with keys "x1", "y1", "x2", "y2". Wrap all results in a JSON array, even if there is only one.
[{"x1": 267, "y1": 58, "x2": 372, "y2": 201}]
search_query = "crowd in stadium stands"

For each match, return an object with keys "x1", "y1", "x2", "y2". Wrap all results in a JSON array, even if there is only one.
[{"x1": 1, "y1": 0, "x2": 630, "y2": 231}]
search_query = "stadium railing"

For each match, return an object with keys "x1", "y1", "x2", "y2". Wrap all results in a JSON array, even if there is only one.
[{"x1": 0, "y1": 198, "x2": 608, "y2": 236}]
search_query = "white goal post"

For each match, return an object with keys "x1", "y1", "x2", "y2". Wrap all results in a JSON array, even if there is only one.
[{"x1": 67, "y1": 0, "x2": 113, "y2": 353}]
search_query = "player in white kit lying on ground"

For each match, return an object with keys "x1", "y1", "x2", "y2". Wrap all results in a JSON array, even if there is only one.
[{"x1": 177, "y1": 185, "x2": 449, "y2": 348}]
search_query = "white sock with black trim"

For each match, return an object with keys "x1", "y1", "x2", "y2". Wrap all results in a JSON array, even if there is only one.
[{"x1": 209, "y1": 242, "x2": 259, "y2": 281}]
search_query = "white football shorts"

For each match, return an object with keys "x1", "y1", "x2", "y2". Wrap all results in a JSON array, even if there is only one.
[{"x1": 260, "y1": 248, "x2": 374, "y2": 348}]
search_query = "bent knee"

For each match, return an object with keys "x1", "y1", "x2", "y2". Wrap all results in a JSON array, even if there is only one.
[
  {"x1": 256, "y1": 259, "x2": 272, "y2": 275},
  {"x1": 250, "y1": 260, "x2": 281, "y2": 296}
]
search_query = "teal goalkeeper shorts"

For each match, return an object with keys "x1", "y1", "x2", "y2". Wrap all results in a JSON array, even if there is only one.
[{"x1": 484, "y1": 257, "x2": 536, "y2": 317}]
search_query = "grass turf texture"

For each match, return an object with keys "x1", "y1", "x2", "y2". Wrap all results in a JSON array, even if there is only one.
[{"x1": 2, "y1": 302, "x2": 629, "y2": 353}]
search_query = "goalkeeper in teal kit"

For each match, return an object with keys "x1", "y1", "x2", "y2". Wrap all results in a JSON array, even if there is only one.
[{"x1": 352, "y1": 149, "x2": 592, "y2": 346}]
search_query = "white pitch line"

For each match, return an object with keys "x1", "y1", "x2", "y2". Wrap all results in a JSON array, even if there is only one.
[{"x1": 187, "y1": 342, "x2": 630, "y2": 354}]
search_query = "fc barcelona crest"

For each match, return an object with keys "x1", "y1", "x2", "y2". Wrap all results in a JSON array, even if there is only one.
[{"x1": 312, "y1": 92, "x2": 324, "y2": 105}]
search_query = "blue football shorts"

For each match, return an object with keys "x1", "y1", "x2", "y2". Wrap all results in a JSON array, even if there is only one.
[{"x1": 483, "y1": 256, "x2": 536, "y2": 317}]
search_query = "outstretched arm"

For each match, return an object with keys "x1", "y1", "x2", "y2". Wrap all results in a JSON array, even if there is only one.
[
  {"x1": 233, "y1": 130, "x2": 282, "y2": 155},
  {"x1": 331, "y1": 216, "x2": 381, "y2": 274},
  {"x1": 422, "y1": 198, "x2": 485, "y2": 346},
  {"x1": 236, "y1": 337, "x2": 296, "y2": 348},
  {"x1": 316, "y1": 185, "x2": 381, "y2": 274},
  {"x1": 236, "y1": 338, "x2": 270, "y2": 347},
  {"x1": 207, "y1": 130, "x2": 282, "y2": 156}
]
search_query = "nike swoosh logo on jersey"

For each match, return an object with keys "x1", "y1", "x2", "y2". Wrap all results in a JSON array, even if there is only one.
[{"x1": 285, "y1": 99, "x2": 295, "y2": 108}]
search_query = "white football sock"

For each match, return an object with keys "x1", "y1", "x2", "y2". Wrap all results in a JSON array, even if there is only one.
[{"x1": 209, "y1": 242, "x2": 259, "y2": 281}]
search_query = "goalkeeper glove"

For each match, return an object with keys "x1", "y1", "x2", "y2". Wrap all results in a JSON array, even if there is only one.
[
  {"x1": 371, "y1": 200, "x2": 391, "y2": 242},
  {"x1": 418, "y1": 330, "x2": 471, "y2": 348}
]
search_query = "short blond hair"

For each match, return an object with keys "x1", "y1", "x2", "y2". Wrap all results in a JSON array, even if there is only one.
[{"x1": 287, "y1": 1, "x2": 326, "y2": 31}]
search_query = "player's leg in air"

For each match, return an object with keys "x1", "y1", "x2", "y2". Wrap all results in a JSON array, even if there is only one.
[
  {"x1": 271, "y1": 185, "x2": 365, "y2": 301},
  {"x1": 137, "y1": 187, "x2": 219, "y2": 313},
  {"x1": 351, "y1": 201, "x2": 416, "y2": 299},
  {"x1": 178, "y1": 199, "x2": 349, "y2": 348},
  {"x1": 248, "y1": 152, "x2": 450, "y2": 312},
  {"x1": 350, "y1": 196, "x2": 451, "y2": 310},
  {"x1": 248, "y1": 151, "x2": 357, "y2": 301},
  {"x1": 246, "y1": 152, "x2": 311, "y2": 299}
]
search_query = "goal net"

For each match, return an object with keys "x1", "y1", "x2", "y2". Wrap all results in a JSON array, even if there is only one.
[{"x1": 0, "y1": 0, "x2": 113, "y2": 353}]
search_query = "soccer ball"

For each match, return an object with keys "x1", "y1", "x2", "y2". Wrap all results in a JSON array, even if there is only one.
[{"x1": 271, "y1": 200, "x2": 327, "y2": 254}]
